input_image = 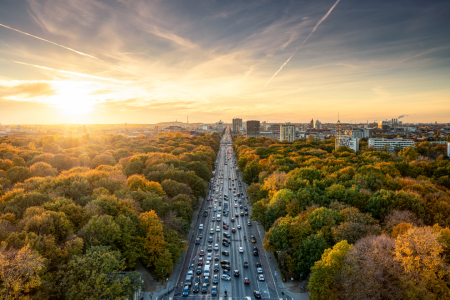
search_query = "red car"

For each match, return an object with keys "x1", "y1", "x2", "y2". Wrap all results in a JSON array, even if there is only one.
[
  {"x1": 223, "y1": 225, "x2": 229, "y2": 230},
  {"x1": 199, "y1": 250, "x2": 204, "y2": 256},
  {"x1": 198, "y1": 258, "x2": 203, "y2": 265},
  {"x1": 244, "y1": 277, "x2": 250, "y2": 284}
]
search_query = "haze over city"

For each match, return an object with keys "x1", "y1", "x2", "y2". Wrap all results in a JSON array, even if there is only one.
[{"x1": 0, "y1": 0, "x2": 449, "y2": 124}]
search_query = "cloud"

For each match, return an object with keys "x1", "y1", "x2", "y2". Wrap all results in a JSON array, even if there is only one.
[{"x1": 0, "y1": 82, "x2": 55, "y2": 99}]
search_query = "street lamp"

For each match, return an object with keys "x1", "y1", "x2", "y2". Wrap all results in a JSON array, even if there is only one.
[{"x1": 161, "y1": 268, "x2": 164, "y2": 285}]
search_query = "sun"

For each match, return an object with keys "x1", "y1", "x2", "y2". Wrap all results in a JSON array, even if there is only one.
[{"x1": 49, "y1": 81, "x2": 98, "y2": 115}]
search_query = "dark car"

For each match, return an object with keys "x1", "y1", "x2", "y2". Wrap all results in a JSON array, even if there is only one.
[
  {"x1": 222, "y1": 241, "x2": 229, "y2": 247},
  {"x1": 222, "y1": 270, "x2": 230, "y2": 276},
  {"x1": 203, "y1": 211, "x2": 208, "y2": 216},
  {"x1": 244, "y1": 206, "x2": 248, "y2": 211},
  {"x1": 222, "y1": 250, "x2": 229, "y2": 256},
  {"x1": 201, "y1": 283, "x2": 208, "y2": 293},
  {"x1": 254, "y1": 290, "x2": 262, "y2": 299},
  {"x1": 192, "y1": 283, "x2": 199, "y2": 293},
  {"x1": 256, "y1": 262, "x2": 261, "y2": 268},
  {"x1": 207, "y1": 245, "x2": 212, "y2": 252},
  {"x1": 234, "y1": 270, "x2": 240, "y2": 277},
  {"x1": 244, "y1": 262, "x2": 248, "y2": 268},
  {"x1": 232, "y1": 228, "x2": 236, "y2": 233},
  {"x1": 235, "y1": 213, "x2": 239, "y2": 218},
  {"x1": 253, "y1": 250, "x2": 258, "y2": 256},
  {"x1": 223, "y1": 238, "x2": 231, "y2": 244},
  {"x1": 231, "y1": 218, "x2": 235, "y2": 222},
  {"x1": 198, "y1": 234, "x2": 203, "y2": 239},
  {"x1": 204, "y1": 276, "x2": 210, "y2": 285},
  {"x1": 240, "y1": 211, "x2": 245, "y2": 216},
  {"x1": 211, "y1": 285, "x2": 218, "y2": 296},
  {"x1": 214, "y1": 264, "x2": 219, "y2": 272},
  {"x1": 208, "y1": 236, "x2": 213, "y2": 243},
  {"x1": 245, "y1": 211, "x2": 249, "y2": 216},
  {"x1": 223, "y1": 232, "x2": 231, "y2": 238},
  {"x1": 195, "y1": 238, "x2": 200, "y2": 245},
  {"x1": 197, "y1": 266, "x2": 202, "y2": 275},
  {"x1": 220, "y1": 260, "x2": 230, "y2": 265},
  {"x1": 182, "y1": 285, "x2": 189, "y2": 297},
  {"x1": 195, "y1": 276, "x2": 201, "y2": 284},
  {"x1": 199, "y1": 250, "x2": 205, "y2": 256},
  {"x1": 189, "y1": 264, "x2": 194, "y2": 270},
  {"x1": 222, "y1": 264, "x2": 231, "y2": 270}
]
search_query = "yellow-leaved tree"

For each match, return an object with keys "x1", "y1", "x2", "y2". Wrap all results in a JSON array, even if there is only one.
[{"x1": 139, "y1": 210, "x2": 166, "y2": 267}]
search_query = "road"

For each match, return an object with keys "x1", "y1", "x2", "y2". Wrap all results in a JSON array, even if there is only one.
[{"x1": 171, "y1": 127, "x2": 279, "y2": 300}]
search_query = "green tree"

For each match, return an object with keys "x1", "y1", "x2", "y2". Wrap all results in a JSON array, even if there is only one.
[
  {"x1": 366, "y1": 189, "x2": 395, "y2": 220},
  {"x1": 295, "y1": 233, "x2": 329, "y2": 276},
  {"x1": 6, "y1": 166, "x2": 32, "y2": 184},
  {"x1": 399, "y1": 146, "x2": 418, "y2": 161},
  {"x1": 79, "y1": 215, "x2": 121, "y2": 249},
  {"x1": 309, "y1": 240, "x2": 352, "y2": 300},
  {"x1": 154, "y1": 249, "x2": 174, "y2": 280},
  {"x1": 61, "y1": 246, "x2": 143, "y2": 300}
]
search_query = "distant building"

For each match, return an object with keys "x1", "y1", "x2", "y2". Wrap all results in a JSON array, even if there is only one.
[
  {"x1": 447, "y1": 143, "x2": 450, "y2": 157},
  {"x1": 268, "y1": 124, "x2": 281, "y2": 137},
  {"x1": 215, "y1": 120, "x2": 224, "y2": 133},
  {"x1": 246, "y1": 120, "x2": 260, "y2": 138},
  {"x1": 368, "y1": 138, "x2": 415, "y2": 152},
  {"x1": 391, "y1": 118, "x2": 399, "y2": 128},
  {"x1": 336, "y1": 135, "x2": 360, "y2": 152},
  {"x1": 260, "y1": 131, "x2": 275, "y2": 139},
  {"x1": 378, "y1": 121, "x2": 390, "y2": 130},
  {"x1": 345, "y1": 128, "x2": 370, "y2": 138},
  {"x1": 280, "y1": 123, "x2": 295, "y2": 142},
  {"x1": 310, "y1": 119, "x2": 314, "y2": 128},
  {"x1": 232, "y1": 118, "x2": 242, "y2": 133},
  {"x1": 314, "y1": 120, "x2": 322, "y2": 129}
]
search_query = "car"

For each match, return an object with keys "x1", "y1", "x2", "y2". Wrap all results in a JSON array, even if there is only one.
[
  {"x1": 244, "y1": 206, "x2": 248, "y2": 211},
  {"x1": 223, "y1": 238, "x2": 231, "y2": 244},
  {"x1": 208, "y1": 236, "x2": 213, "y2": 243},
  {"x1": 239, "y1": 205, "x2": 243, "y2": 209},
  {"x1": 244, "y1": 277, "x2": 250, "y2": 284},
  {"x1": 204, "y1": 276, "x2": 210, "y2": 285},
  {"x1": 259, "y1": 274, "x2": 265, "y2": 281},
  {"x1": 199, "y1": 250, "x2": 204, "y2": 256},
  {"x1": 215, "y1": 254, "x2": 220, "y2": 261},
  {"x1": 207, "y1": 253, "x2": 212, "y2": 261},
  {"x1": 207, "y1": 245, "x2": 212, "y2": 252},
  {"x1": 221, "y1": 274, "x2": 231, "y2": 281},
  {"x1": 232, "y1": 228, "x2": 236, "y2": 233},
  {"x1": 216, "y1": 226, "x2": 220, "y2": 232},
  {"x1": 201, "y1": 283, "x2": 208, "y2": 293},
  {"x1": 231, "y1": 218, "x2": 235, "y2": 222},
  {"x1": 192, "y1": 283, "x2": 199, "y2": 293},
  {"x1": 221, "y1": 264, "x2": 231, "y2": 270},
  {"x1": 182, "y1": 285, "x2": 189, "y2": 297},
  {"x1": 240, "y1": 212, "x2": 245, "y2": 216},
  {"x1": 189, "y1": 264, "x2": 194, "y2": 270},
  {"x1": 251, "y1": 236, "x2": 256, "y2": 243},
  {"x1": 214, "y1": 244, "x2": 219, "y2": 251},
  {"x1": 223, "y1": 232, "x2": 231, "y2": 238},
  {"x1": 198, "y1": 258, "x2": 203, "y2": 265},
  {"x1": 222, "y1": 250, "x2": 229, "y2": 256},
  {"x1": 255, "y1": 262, "x2": 261, "y2": 268},
  {"x1": 214, "y1": 264, "x2": 219, "y2": 272},
  {"x1": 235, "y1": 213, "x2": 239, "y2": 218},
  {"x1": 245, "y1": 211, "x2": 249, "y2": 216},
  {"x1": 220, "y1": 260, "x2": 230, "y2": 265},
  {"x1": 211, "y1": 285, "x2": 218, "y2": 295},
  {"x1": 199, "y1": 224, "x2": 204, "y2": 230},
  {"x1": 237, "y1": 224, "x2": 241, "y2": 229},
  {"x1": 244, "y1": 262, "x2": 248, "y2": 268},
  {"x1": 195, "y1": 276, "x2": 201, "y2": 284},
  {"x1": 187, "y1": 270, "x2": 193, "y2": 276},
  {"x1": 254, "y1": 290, "x2": 262, "y2": 299},
  {"x1": 234, "y1": 270, "x2": 240, "y2": 277},
  {"x1": 198, "y1": 234, "x2": 203, "y2": 239},
  {"x1": 234, "y1": 204, "x2": 238, "y2": 208},
  {"x1": 197, "y1": 266, "x2": 202, "y2": 275},
  {"x1": 257, "y1": 267, "x2": 263, "y2": 274},
  {"x1": 223, "y1": 225, "x2": 229, "y2": 230},
  {"x1": 247, "y1": 221, "x2": 251, "y2": 226},
  {"x1": 222, "y1": 241, "x2": 229, "y2": 247},
  {"x1": 239, "y1": 247, "x2": 244, "y2": 253},
  {"x1": 210, "y1": 228, "x2": 214, "y2": 234},
  {"x1": 253, "y1": 251, "x2": 258, "y2": 256},
  {"x1": 195, "y1": 238, "x2": 200, "y2": 245},
  {"x1": 211, "y1": 216, "x2": 215, "y2": 222}
]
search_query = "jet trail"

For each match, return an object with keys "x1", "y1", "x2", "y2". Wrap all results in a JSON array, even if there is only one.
[
  {"x1": 262, "y1": 0, "x2": 341, "y2": 89},
  {"x1": 0, "y1": 23, "x2": 134, "y2": 74}
]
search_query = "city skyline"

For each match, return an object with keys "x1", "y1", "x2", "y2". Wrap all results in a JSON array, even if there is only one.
[{"x1": 0, "y1": 0, "x2": 449, "y2": 124}]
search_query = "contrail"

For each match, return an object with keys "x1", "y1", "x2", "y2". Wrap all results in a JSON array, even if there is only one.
[
  {"x1": 262, "y1": 0, "x2": 341, "y2": 89},
  {"x1": 0, "y1": 23, "x2": 134, "y2": 74}
]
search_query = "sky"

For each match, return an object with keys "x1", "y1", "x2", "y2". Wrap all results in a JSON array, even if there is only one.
[{"x1": 0, "y1": 0, "x2": 449, "y2": 124}]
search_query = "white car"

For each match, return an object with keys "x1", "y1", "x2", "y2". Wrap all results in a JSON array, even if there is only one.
[
  {"x1": 214, "y1": 244, "x2": 219, "y2": 251},
  {"x1": 259, "y1": 274, "x2": 265, "y2": 281},
  {"x1": 207, "y1": 254, "x2": 212, "y2": 261},
  {"x1": 199, "y1": 224, "x2": 203, "y2": 230},
  {"x1": 212, "y1": 217, "x2": 215, "y2": 222},
  {"x1": 216, "y1": 226, "x2": 220, "y2": 232},
  {"x1": 234, "y1": 204, "x2": 238, "y2": 208},
  {"x1": 239, "y1": 247, "x2": 244, "y2": 253},
  {"x1": 221, "y1": 274, "x2": 231, "y2": 281},
  {"x1": 257, "y1": 267, "x2": 263, "y2": 274},
  {"x1": 210, "y1": 229, "x2": 214, "y2": 234}
]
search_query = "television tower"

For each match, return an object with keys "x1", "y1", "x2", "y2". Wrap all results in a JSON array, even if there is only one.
[{"x1": 335, "y1": 113, "x2": 342, "y2": 150}]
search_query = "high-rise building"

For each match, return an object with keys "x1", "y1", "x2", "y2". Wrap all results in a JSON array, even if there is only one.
[
  {"x1": 232, "y1": 118, "x2": 242, "y2": 133},
  {"x1": 246, "y1": 120, "x2": 260, "y2": 138},
  {"x1": 314, "y1": 120, "x2": 322, "y2": 129},
  {"x1": 215, "y1": 120, "x2": 224, "y2": 133},
  {"x1": 310, "y1": 118, "x2": 314, "y2": 128},
  {"x1": 336, "y1": 135, "x2": 360, "y2": 152},
  {"x1": 368, "y1": 138, "x2": 414, "y2": 152},
  {"x1": 378, "y1": 121, "x2": 390, "y2": 130},
  {"x1": 280, "y1": 123, "x2": 295, "y2": 142},
  {"x1": 391, "y1": 118, "x2": 398, "y2": 128}
]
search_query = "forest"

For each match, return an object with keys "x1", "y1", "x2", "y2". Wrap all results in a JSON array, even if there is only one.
[
  {"x1": 234, "y1": 136, "x2": 450, "y2": 300},
  {"x1": 0, "y1": 132, "x2": 220, "y2": 300}
]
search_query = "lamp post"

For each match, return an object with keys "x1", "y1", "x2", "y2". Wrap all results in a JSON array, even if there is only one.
[{"x1": 161, "y1": 269, "x2": 164, "y2": 285}]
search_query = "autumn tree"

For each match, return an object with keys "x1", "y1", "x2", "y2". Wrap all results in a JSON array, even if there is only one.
[{"x1": 139, "y1": 210, "x2": 166, "y2": 267}]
